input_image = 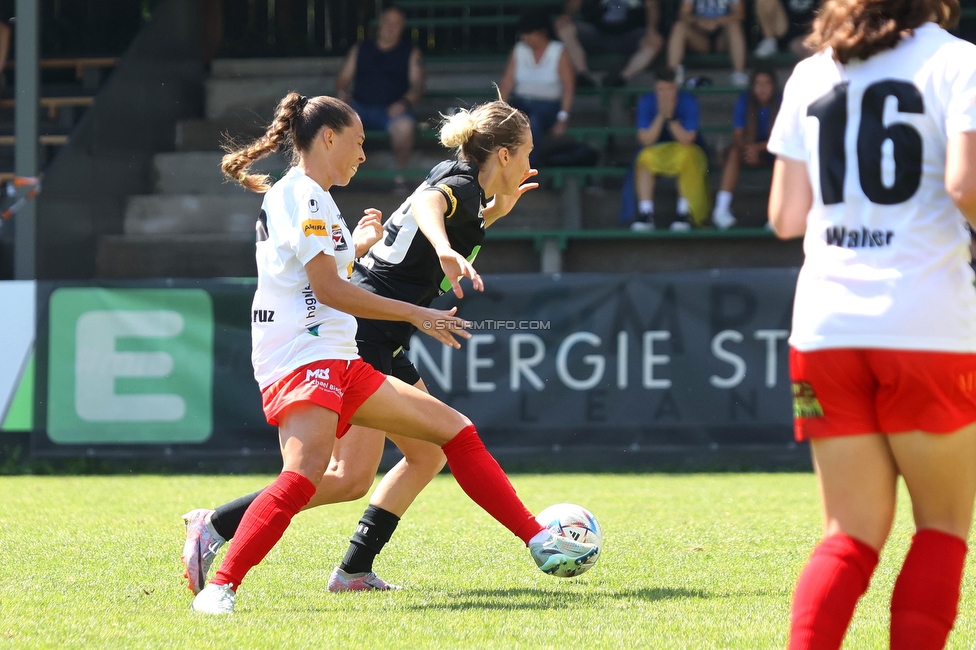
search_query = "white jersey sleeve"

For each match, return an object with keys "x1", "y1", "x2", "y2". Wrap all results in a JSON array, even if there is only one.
[
  {"x1": 945, "y1": 45, "x2": 976, "y2": 135},
  {"x1": 287, "y1": 190, "x2": 339, "y2": 265},
  {"x1": 767, "y1": 62, "x2": 814, "y2": 161}
]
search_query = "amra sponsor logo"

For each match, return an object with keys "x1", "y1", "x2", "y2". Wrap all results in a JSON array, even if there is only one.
[{"x1": 302, "y1": 219, "x2": 328, "y2": 237}]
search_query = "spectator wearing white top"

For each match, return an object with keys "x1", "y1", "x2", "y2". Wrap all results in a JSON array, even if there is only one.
[{"x1": 500, "y1": 9, "x2": 576, "y2": 166}]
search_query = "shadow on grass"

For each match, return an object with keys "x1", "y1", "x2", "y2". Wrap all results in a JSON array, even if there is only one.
[{"x1": 396, "y1": 586, "x2": 778, "y2": 611}]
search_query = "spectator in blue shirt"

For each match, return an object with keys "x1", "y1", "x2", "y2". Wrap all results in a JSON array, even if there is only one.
[
  {"x1": 667, "y1": 0, "x2": 748, "y2": 87},
  {"x1": 712, "y1": 67, "x2": 779, "y2": 229},
  {"x1": 631, "y1": 66, "x2": 710, "y2": 231}
]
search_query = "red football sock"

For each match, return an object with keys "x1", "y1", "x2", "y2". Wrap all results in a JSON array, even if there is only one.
[
  {"x1": 211, "y1": 470, "x2": 317, "y2": 589},
  {"x1": 441, "y1": 425, "x2": 543, "y2": 544},
  {"x1": 789, "y1": 533, "x2": 879, "y2": 650},
  {"x1": 890, "y1": 529, "x2": 967, "y2": 650}
]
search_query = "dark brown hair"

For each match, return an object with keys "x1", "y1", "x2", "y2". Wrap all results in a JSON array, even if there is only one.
[
  {"x1": 439, "y1": 100, "x2": 531, "y2": 166},
  {"x1": 221, "y1": 92, "x2": 357, "y2": 193},
  {"x1": 744, "y1": 67, "x2": 780, "y2": 146},
  {"x1": 806, "y1": 0, "x2": 960, "y2": 64}
]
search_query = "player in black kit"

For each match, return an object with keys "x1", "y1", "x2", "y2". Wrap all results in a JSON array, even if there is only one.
[{"x1": 181, "y1": 100, "x2": 540, "y2": 593}]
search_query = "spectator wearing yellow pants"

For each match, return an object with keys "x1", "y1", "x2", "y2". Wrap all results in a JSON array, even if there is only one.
[
  {"x1": 635, "y1": 141, "x2": 710, "y2": 229},
  {"x1": 632, "y1": 67, "x2": 710, "y2": 231}
]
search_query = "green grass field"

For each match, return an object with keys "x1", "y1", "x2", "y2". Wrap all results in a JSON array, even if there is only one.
[{"x1": 2, "y1": 473, "x2": 976, "y2": 649}]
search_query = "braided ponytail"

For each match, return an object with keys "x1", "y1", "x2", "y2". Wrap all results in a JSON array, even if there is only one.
[{"x1": 222, "y1": 92, "x2": 357, "y2": 193}]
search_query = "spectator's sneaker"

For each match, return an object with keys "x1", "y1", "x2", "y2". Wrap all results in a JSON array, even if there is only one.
[
  {"x1": 670, "y1": 214, "x2": 692, "y2": 231},
  {"x1": 529, "y1": 534, "x2": 599, "y2": 575},
  {"x1": 712, "y1": 207, "x2": 736, "y2": 230},
  {"x1": 181, "y1": 509, "x2": 225, "y2": 595},
  {"x1": 190, "y1": 583, "x2": 236, "y2": 615},
  {"x1": 685, "y1": 75, "x2": 713, "y2": 89},
  {"x1": 674, "y1": 64, "x2": 686, "y2": 86},
  {"x1": 602, "y1": 71, "x2": 626, "y2": 87},
  {"x1": 754, "y1": 37, "x2": 779, "y2": 58},
  {"x1": 328, "y1": 567, "x2": 403, "y2": 592},
  {"x1": 731, "y1": 71, "x2": 750, "y2": 87},
  {"x1": 630, "y1": 211, "x2": 655, "y2": 231}
]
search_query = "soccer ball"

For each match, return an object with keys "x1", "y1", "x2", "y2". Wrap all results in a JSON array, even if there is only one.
[{"x1": 535, "y1": 503, "x2": 603, "y2": 577}]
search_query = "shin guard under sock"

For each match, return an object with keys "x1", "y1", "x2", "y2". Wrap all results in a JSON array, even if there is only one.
[
  {"x1": 340, "y1": 505, "x2": 401, "y2": 574},
  {"x1": 211, "y1": 471, "x2": 316, "y2": 589},
  {"x1": 789, "y1": 533, "x2": 879, "y2": 650},
  {"x1": 441, "y1": 425, "x2": 543, "y2": 544},
  {"x1": 890, "y1": 529, "x2": 967, "y2": 650}
]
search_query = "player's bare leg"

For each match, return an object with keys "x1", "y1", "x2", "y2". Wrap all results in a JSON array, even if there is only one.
[
  {"x1": 789, "y1": 434, "x2": 897, "y2": 648},
  {"x1": 886, "y1": 424, "x2": 976, "y2": 647}
]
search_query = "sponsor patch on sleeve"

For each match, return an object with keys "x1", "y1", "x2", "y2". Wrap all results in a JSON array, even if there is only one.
[
  {"x1": 331, "y1": 223, "x2": 349, "y2": 251},
  {"x1": 302, "y1": 219, "x2": 329, "y2": 237}
]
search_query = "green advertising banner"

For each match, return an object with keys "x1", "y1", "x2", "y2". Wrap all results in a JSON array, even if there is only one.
[{"x1": 46, "y1": 288, "x2": 215, "y2": 444}]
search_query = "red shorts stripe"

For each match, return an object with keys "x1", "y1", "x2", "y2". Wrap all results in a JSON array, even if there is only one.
[
  {"x1": 790, "y1": 348, "x2": 976, "y2": 441},
  {"x1": 260, "y1": 358, "x2": 386, "y2": 437}
]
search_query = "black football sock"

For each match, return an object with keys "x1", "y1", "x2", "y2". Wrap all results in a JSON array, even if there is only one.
[
  {"x1": 339, "y1": 505, "x2": 401, "y2": 575},
  {"x1": 208, "y1": 489, "x2": 263, "y2": 541}
]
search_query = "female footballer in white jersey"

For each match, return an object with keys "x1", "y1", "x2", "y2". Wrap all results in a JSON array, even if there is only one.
[
  {"x1": 181, "y1": 101, "x2": 544, "y2": 596},
  {"x1": 766, "y1": 0, "x2": 976, "y2": 647},
  {"x1": 187, "y1": 93, "x2": 595, "y2": 614}
]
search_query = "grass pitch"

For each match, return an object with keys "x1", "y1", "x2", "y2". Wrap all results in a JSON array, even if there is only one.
[{"x1": 1, "y1": 473, "x2": 975, "y2": 649}]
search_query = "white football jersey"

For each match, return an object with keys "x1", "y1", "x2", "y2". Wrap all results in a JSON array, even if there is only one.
[
  {"x1": 250, "y1": 167, "x2": 358, "y2": 388},
  {"x1": 768, "y1": 23, "x2": 976, "y2": 352}
]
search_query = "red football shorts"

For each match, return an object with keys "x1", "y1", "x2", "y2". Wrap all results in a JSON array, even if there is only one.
[
  {"x1": 790, "y1": 347, "x2": 976, "y2": 441},
  {"x1": 260, "y1": 358, "x2": 387, "y2": 436}
]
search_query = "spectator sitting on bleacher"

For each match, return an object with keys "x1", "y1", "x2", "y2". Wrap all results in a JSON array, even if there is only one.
[
  {"x1": 667, "y1": 0, "x2": 748, "y2": 87},
  {"x1": 499, "y1": 9, "x2": 576, "y2": 167},
  {"x1": 631, "y1": 66, "x2": 710, "y2": 231},
  {"x1": 336, "y1": 6, "x2": 425, "y2": 194},
  {"x1": 711, "y1": 67, "x2": 779, "y2": 229},
  {"x1": 555, "y1": 0, "x2": 664, "y2": 88},
  {"x1": 753, "y1": 0, "x2": 818, "y2": 59}
]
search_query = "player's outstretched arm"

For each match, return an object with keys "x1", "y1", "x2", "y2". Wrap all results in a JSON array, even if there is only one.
[
  {"x1": 947, "y1": 131, "x2": 976, "y2": 226},
  {"x1": 412, "y1": 189, "x2": 484, "y2": 298}
]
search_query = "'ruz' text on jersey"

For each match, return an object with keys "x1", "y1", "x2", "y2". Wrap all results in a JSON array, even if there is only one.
[
  {"x1": 767, "y1": 23, "x2": 976, "y2": 353},
  {"x1": 355, "y1": 160, "x2": 487, "y2": 347},
  {"x1": 250, "y1": 167, "x2": 359, "y2": 389}
]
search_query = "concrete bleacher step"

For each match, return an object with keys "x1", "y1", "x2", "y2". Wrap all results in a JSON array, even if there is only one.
[
  {"x1": 96, "y1": 233, "x2": 257, "y2": 279},
  {"x1": 206, "y1": 76, "x2": 338, "y2": 120},
  {"x1": 153, "y1": 151, "x2": 289, "y2": 194},
  {"x1": 124, "y1": 194, "x2": 262, "y2": 235},
  {"x1": 210, "y1": 57, "x2": 345, "y2": 78}
]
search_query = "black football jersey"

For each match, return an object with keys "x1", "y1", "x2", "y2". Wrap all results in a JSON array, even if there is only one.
[{"x1": 353, "y1": 160, "x2": 487, "y2": 347}]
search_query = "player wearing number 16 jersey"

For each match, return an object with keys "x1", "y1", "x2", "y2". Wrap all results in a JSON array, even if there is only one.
[{"x1": 766, "y1": 0, "x2": 976, "y2": 647}]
